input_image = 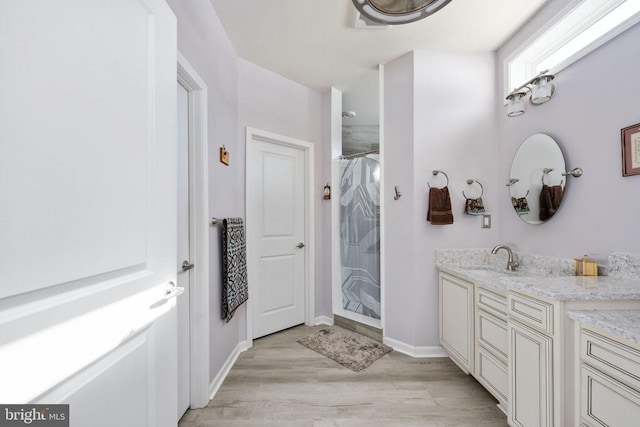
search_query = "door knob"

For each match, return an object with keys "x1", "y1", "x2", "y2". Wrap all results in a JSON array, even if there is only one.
[
  {"x1": 296, "y1": 242, "x2": 305, "y2": 249},
  {"x1": 181, "y1": 260, "x2": 195, "y2": 271}
]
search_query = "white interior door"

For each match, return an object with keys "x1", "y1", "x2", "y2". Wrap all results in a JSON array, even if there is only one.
[
  {"x1": 0, "y1": 1, "x2": 178, "y2": 426},
  {"x1": 177, "y1": 82, "x2": 191, "y2": 418},
  {"x1": 247, "y1": 135, "x2": 307, "y2": 339}
]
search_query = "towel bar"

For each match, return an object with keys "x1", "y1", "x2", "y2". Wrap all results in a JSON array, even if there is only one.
[{"x1": 210, "y1": 217, "x2": 223, "y2": 225}]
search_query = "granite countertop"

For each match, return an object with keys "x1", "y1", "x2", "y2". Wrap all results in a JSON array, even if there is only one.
[
  {"x1": 438, "y1": 265, "x2": 640, "y2": 301},
  {"x1": 501, "y1": 276, "x2": 640, "y2": 301},
  {"x1": 568, "y1": 309, "x2": 640, "y2": 345},
  {"x1": 437, "y1": 265, "x2": 526, "y2": 294},
  {"x1": 437, "y1": 249, "x2": 640, "y2": 301}
]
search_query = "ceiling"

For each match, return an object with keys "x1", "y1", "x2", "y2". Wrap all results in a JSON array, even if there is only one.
[{"x1": 208, "y1": 0, "x2": 549, "y2": 92}]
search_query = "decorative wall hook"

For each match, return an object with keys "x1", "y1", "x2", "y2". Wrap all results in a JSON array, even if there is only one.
[
  {"x1": 219, "y1": 145, "x2": 229, "y2": 166},
  {"x1": 394, "y1": 186, "x2": 402, "y2": 200}
]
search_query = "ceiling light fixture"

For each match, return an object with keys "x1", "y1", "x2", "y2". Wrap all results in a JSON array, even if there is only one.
[
  {"x1": 351, "y1": 0, "x2": 452, "y2": 25},
  {"x1": 506, "y1": 70, "x2": 556, "y2": 117}
]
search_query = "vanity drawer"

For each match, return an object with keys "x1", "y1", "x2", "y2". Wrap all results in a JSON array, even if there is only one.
[
  {"x1": 476, "y1": 346, "x2": 508, "y2": 404},
  {"x1": 477, "y1": 309, "x2": 508, "y2": 361},
  {"x1": 580, "y1": 363, "x2": 640, "y2": 427},
  {"x1": 477, "y1": 287, "x2": 507, "y2": 319},
  {"x1": 580, "y1": 329, "x2": 640, "y2": 392},
  {"x1": 508, "y1": 291, "x2": 554, "y2": 335}
]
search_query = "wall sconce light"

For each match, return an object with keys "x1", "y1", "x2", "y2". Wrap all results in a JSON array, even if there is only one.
[
  {"x1": 323, "y1": 183, "x2": 331, "y2": 200},
  {"x1": 506, "y1": 91, "x2": 526, "y2": 117},
  {"x1": 506, "y1": 70, "x2": 556, "y2": 117}
]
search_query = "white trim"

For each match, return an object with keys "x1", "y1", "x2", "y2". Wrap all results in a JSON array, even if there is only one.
[
  {"x1": 177, "y1": 52, "x2": 210, "y2": 410},
  {"x1": 378, "y1": 63, "x2": 386, "y2": 333},
  {"x1": 383, "y1": 336, "x2": 448, "y2": 358},
  {"x1": 330, "y1": 83, "x2": 382, "y2": 330},
  {"x1": 244, "y1": 127, "x2": 316, "y2": 345},
  {"x1": 314, "y1": 315, "x2": 334, "y2": 325},
  {"x1": 330, "y1": 95, "x2": 342, "y2": 325},
  {"x1": 208, "y1": 341, "x2": 251, "y2": 400},
  {"x1": 504, "y1": 0, "x2": 640, "y2": 98}
]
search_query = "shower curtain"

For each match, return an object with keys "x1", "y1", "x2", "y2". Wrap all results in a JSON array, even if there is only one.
[{"x1": 339, "y1": 155, "x2": 381, "y2": 320}]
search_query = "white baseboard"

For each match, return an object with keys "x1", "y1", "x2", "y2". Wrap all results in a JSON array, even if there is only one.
[
  {"x1": 314, "y1": 315, "x2": 334, "y2": 325},
  {"x1": 209, "y1": 340, "x2": 250, "y2": 400},
  {"x1": 383, "y1": 336, "x2": 448, "y2": 358}
]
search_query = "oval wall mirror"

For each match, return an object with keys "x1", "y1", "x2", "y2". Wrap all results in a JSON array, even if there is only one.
[{"x1": 508, "y1": 133, "x2": 567, "y2": 225}]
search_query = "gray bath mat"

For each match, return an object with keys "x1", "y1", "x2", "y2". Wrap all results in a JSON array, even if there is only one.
[{"x1": 297, "y1": 326, "x2": 392, "y2": 372}]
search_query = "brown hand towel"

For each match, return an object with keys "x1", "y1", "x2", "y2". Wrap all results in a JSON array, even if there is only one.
[
  {"x1": 539, "y1": 184, "x2": 564, "y2": 221},
  {"x1": 427, "y1": 186, "x2": 454, "y2": 225}
]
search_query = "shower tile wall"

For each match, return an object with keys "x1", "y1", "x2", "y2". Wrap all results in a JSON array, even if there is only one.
[{"x1": 342, "y1": 125, "x2": 379, "y2": 155}]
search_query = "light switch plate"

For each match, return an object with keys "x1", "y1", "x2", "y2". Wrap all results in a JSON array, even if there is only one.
[{"x1": 482, "y1": 214, "x2": 491, "y2": 229}]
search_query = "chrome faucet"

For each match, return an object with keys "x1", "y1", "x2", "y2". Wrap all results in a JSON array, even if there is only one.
[{"x1": 492, "y1": 244, "x2": 519, "y2": 271}]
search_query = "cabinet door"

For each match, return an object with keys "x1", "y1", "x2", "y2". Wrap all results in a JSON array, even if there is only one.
[
  {"x1": 439, "y1": 273, "x2": 474, "y2": 374},
  {"x1": 581, "y1": 363, "x2": 640, "y2": 427},
  {"x1": 509, "y1": 320, "x2": 553, "y2": 427}
]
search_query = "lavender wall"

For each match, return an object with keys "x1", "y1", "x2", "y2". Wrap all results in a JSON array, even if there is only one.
[
  {"x1": 412, "y1": 51, "x2": 499, "y2": 347},
  {"x1": 237, "y1": 59, "x2": 330, "y2": 319},
  {"x1": 383, "y1": 53, "x2": 417, "y2": 346},
  {"x1": 384, "y1": 51, "x2": 499, "y2": 348},
  {"x1": 166, "y1": 0, "x2": 242, "y2": 384},
  {"x1": 497, "y1": 1, "x2": 640, "y2": 261},
  {"x1": 167, "y1": 0, "x2": 328, "y2": 387}
]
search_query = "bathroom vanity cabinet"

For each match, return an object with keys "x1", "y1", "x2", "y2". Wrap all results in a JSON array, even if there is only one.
[
  {"x1": 438, "y1": 271, "x2": 508, "y2": 412},
  {"x1": 439, "y1": 272, "x2": 474, "y2": 373},
  {"x1": 439, "y1": 268, "x2": 640, "y2": 427},
  {"x1": 475, "y1": 287, "x2": 509, "y2": 412},
  {"x1": 569, "y1": 310, "x2": 640, "y2": 427},
  {"x1": 503, "y1": 278, "x2": 640, "y2": 427},
  {"x1": 507, "y1": 290, "x2": 554, "y2": 427}
]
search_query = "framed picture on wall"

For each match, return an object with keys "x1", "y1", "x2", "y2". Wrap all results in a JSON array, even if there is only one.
[{"x1": 621, "y1": 122, "x2": 640, "y2": 176}]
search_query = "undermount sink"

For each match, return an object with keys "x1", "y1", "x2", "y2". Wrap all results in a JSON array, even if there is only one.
[{"x1": 458, "y1": 266, "x2": 520, "y2": 276}]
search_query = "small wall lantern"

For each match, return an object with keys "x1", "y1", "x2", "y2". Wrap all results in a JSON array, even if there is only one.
[{"x1": 323, "y1": 183, "x2": 331, "y2": 200}]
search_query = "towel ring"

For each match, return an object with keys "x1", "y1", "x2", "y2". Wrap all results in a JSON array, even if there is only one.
[
  {"x1": 462, "y1": 179, "x2": 484, "y2": 199},
  {"x1": 507, "y1": 178, "x2": 529, "y2": 199},
  {"x1": 510, "y1": 189, "x2": 530, "y2": 199},
  {"x1": 427, "y1": 170, "x2": 449, "y2": 189},
  {"x1": 541, "y1": 168, "x2": 553, "y2": 185}
]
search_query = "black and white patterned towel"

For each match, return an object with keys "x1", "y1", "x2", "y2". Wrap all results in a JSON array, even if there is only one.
[{"x1": 221, "y1": 217, "x2": 248, "y2": 322}]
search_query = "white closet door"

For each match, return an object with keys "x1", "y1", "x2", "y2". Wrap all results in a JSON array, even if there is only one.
[{"x1": 247, "y1": 136, "x2": 307, "y2": 339}]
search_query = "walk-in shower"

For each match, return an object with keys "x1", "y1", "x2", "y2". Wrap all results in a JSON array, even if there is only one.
[{"x1": 338, "y1": 154, "x2": 381, "y2": 323}]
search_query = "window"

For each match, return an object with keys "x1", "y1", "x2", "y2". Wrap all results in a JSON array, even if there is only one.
[{"x1": 505, "y1": 0, "x2": 640, "y2": 96}]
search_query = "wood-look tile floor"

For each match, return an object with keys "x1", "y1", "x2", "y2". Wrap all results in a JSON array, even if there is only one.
[{"x1": 179, "y1": 325, "x2": 508, "y2": 427}]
